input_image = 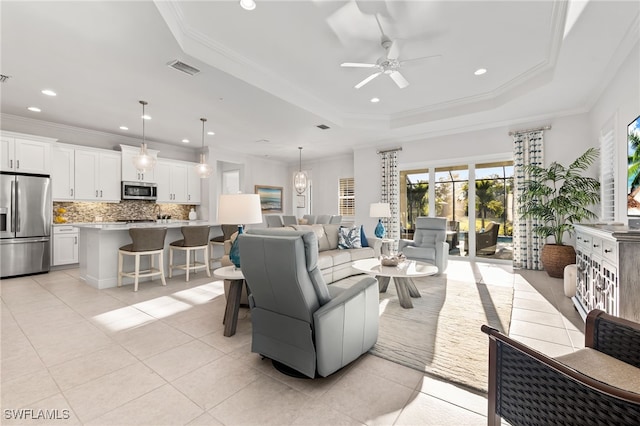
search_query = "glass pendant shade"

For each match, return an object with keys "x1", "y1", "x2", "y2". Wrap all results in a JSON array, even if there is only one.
[
  {"x1": 294, "y1": 146, "x2": 308, "y2": 194},
  {"x1": 196, "y1": 118, "x2": 213, "y2": 178},
  {"x1": 132, "y1": 100, "x2": 156, "y2": 173}
]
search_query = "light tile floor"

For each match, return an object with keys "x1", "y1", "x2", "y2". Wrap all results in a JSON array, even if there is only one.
[{"x1": 1, "y1": 261, "x2": 583, "y2": 425}]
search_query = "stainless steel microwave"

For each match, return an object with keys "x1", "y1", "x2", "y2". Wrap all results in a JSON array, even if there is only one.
[{"x1": 121, "y1": 181, "x2": 157, "y2": 201}]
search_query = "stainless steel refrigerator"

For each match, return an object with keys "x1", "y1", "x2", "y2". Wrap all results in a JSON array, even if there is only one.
[{"x1": 1, "y1": 173, "x2": 51, "y2": 278}]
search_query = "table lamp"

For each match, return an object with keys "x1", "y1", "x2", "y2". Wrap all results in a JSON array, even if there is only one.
[
  {"x1": 217, "y1": 193, "x2": 263, "y2": 268},
  {"x1": 370, "y1": 202, "x2": 391, "y2": 238}
]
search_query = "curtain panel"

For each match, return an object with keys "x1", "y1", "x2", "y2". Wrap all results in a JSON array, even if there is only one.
[
  {"x1": 380, "y1": 150, "x2": 400, "y2": 243},
  {"x1": 513, "y1": 131, "x2": 544, "y2": 270}
]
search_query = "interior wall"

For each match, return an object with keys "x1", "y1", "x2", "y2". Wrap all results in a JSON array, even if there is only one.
[
  {"x1": 299, "y1": 154, "x2": 353, "y2": 217},
  {"x1": 588, "y1": 41, "x2": 640, "y2": 223}
]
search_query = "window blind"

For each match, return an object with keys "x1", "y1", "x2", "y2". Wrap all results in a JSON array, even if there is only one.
[
  {"x1": 600, "y1": 121, "x2": 615, "y2": 221},
  {"x1": 338, "y1": 177, "x2": 355, "y2": 216}
]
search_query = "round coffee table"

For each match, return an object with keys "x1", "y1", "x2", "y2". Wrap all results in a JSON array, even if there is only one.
[{"x1": 352, "y1": 258, "x2": 438, "y2": 308}]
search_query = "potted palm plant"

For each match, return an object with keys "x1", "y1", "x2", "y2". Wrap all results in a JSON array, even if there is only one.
[{"x1": 518, "y1": 147, "x2": 600, "y2": 277}]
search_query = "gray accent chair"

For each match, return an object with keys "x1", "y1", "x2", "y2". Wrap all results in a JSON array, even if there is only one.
[
  {"x1": 329, "y1": 215, "x2": 342, "y2": 224},
  {"x1": 265, "y1": 215, "x2": 284, "y2": 227},
  {"x1": 302, "y1": 214, "x2": 316, "y2": 224},
  {"x1": 398, "y1": 217, "x2": 449, "y2": 274},
  {"x1": 239, "y1": 229, "x2": 379, "y2": 378}
]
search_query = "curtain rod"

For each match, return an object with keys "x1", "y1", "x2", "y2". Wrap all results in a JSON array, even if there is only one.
[
  {"x1": 508, "y1": 125, "x2": 551, "y2": 136},
  {"x1": 377, "y1": 147, "x2": 403, "y2": 154}
]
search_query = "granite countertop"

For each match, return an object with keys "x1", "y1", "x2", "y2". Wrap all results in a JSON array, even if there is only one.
[{"x1": 64, "y1": 220, "x2": 218, "y2": 231}]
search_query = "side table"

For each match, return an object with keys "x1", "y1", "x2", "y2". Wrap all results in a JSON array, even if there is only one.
[{"x1": 213, "y1": 265, "x2": 247, "y2": 337}]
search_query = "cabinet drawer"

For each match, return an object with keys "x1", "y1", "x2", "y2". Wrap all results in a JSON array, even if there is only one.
[
  {"x1": 53, "y1": 226, "x2": 78, "y2": 234},
  {"x1": 602, "y1": 239, "x2": 616, "y2": 262},
  {"x1": 590, "y1": 237, "x2": 603, "y2": 256},
  {"x1": 576, "y1": 232, "x2": 591, "y2": 250}
]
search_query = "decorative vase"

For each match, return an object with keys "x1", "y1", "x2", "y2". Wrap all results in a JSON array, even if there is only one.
[
  {"x1": 188, "y1": 208, "x2": 197, "y2": 220},
  {"x1": 229, "y1": 226, "x2": 243, "y2": 268},
  {"x1": 541, "y1": 244, "x2": 576, "y2": 278},
  {"x1": 374, "y1": 219, "x2": 385, "y2": 238}
]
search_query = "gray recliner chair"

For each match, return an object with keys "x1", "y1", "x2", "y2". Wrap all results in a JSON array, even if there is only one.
[
  {"x1": 239, "y1": 229, "x2": 379, "y2": 378},
  {"x1": 398, "y1": 217, "x2": 449, "y2": 274}
]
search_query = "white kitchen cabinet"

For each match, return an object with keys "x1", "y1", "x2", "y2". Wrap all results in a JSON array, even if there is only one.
[
  {"x1": 187, "y1": 164, "x2": 201, "y2": 204},
  {"x1": 156, "y1": 160, "x2": 188, "y2": 203},
  {"x1": 52, "y1": 145, "x2": 75, "y2": 200},
  {"x1": 0, "y1": 132, "x2": 55, "y2": 174},
  {"x1": 120, "y1": 144, "x2": 158, "y2": 183},
  {"x1": 74, "y1": 148, "x2": 121, "y2": 202},
  {"x1": 53, "y1": 226, "x2": 79, "y2": 265}
]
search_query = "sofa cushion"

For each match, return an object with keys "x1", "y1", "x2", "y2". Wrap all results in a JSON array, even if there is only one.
[
  {"x1": 291, "y1": 224, "x2": 331, "y2": 250},
  {"x1": 360, "y1": 225, "x2": 369, "y2": 247},
  {"x1": 323, "y1": 224, "x2": 340, "y2": 250},
  {"x1": 330, "y1": 249, "x2": 352, "y2": 266},
  {"x1": 317, "y1": 252, "x2": 334, "y2": 270},
  {"x1": 350, "y1": 247, "x2": 375, "y2": 261},
  {"x1": 338, "y1": 226, "x2": 362, "y2": 249}
]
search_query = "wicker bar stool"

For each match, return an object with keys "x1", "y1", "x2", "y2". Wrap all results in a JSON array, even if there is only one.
[
  {"x1": 169, "y1": 225, "x2": 211, "y2": 281},
  {"x1": 118, "y1": 227, "x2": 168, "y2": 292},
  {"x1": 209, "y1": 224, "x2": 237, "y2": 267}
]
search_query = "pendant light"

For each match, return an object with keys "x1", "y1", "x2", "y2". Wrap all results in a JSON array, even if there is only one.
[
  {"x1": 195, "y1": 118, "x2": 213, "y2": 178},
  {"x1": 132, "y1": 100, "x2": 156, "y2": 172},
  {"x1": 294, "y1": 146, "x2": 308, "y2": 194}
]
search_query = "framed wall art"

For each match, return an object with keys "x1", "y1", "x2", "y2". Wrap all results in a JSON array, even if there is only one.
[{"x1": 255, "y1": 185, "x2": 283, "y2": 213}]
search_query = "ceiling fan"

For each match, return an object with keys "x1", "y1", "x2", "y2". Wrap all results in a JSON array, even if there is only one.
[{"x1": 340, "y1": 15, "x2": 441, "y2": 89}]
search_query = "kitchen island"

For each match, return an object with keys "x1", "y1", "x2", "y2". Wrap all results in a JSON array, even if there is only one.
[{"x1": 75, "y1": 221, "x2": 220, "y2": 289}]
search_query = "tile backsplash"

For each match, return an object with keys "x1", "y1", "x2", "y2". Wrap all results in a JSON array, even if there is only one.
[{"x1": 53, "y1": 201, "x2": 195, "y2": 223}]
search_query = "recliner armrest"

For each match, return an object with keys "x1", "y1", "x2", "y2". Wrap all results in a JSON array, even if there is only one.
[
  {"x1": 313, "y1": 276, "x2": 379, "y2": 377},
  {"x1": 398, "y1": 239, "x2": 414, "y2": 252}
]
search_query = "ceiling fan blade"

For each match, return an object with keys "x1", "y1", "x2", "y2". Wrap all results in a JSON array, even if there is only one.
[
  {"x1": 341, "y1": 62, "x2": 377, "y2": 68},
  {"x1": 355, "y1": 72, "x2": 382, "y2": 89},
  {"x1": 400, "y1": 54, "x2": 442, "y2": 65},
  {"x1": 389, "y1": 71, "x2": 409, "y2": 89}
]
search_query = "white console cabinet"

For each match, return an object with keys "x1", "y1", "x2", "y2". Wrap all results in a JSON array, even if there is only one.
[{"x1": 574, "y1": 224, "x2": 640, "y2": 323}]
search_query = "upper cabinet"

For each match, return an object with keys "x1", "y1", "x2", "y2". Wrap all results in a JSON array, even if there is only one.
[
  {"x1": 52, "y1": 144, "x2": 121, "y2": 202},
  {"x1": 120, "y1": 144, "x2": 158, "y2": 183},
  {"x1": 156, "y1": 159, "x2": 201, "y2": 205},
  {"x1": 52, "y1": 145, "x2": 75, "y2": 200},
  {"x1": 74, "y1": 149, "x2": 121, "y2": 202},
  {"x1": 0, "y1": 132, "x2": 55, "y2": 174}
]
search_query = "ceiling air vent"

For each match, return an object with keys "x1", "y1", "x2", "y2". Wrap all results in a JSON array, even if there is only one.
[
  {"x1": 316, "y1": 124, "x2": 330, "y2": 130},
  {"x1": 167, "y1": 60, "x2": 200, "y2": 76}
]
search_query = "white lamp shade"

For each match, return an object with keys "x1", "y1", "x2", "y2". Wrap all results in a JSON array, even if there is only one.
[
  {"x1": 369, "y1": 202, "x2": 391, "y2": 218},
  {"x1": 217, "y1": 194, "x2": 263, "y2": 225}
]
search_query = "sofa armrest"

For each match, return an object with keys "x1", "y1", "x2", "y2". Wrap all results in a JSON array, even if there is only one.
[
  {"x1": 367, "y1": 237, "x2": 383, "y2": 258},
  {"x1": 313, "y1": 276, "x2": 379, "y2": 377},
  {"x1": 586, "y1": 309, "x2": 640, "y2": 368}
]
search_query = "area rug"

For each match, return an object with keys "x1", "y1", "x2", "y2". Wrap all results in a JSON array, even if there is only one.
[{"x1": 342, "y1": 262, "x2": 514, "y2": 393}]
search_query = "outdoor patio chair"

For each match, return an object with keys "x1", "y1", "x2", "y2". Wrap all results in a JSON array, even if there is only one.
[
  {"x1": 482, "y1": 309, "x2": 640, "y2": 426},
  {"x1": 465, "y1": 221, "x2": 500, "y2": 256}
]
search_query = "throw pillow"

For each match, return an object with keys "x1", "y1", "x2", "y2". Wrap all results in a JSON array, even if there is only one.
[
  {"x1": 360, "y1": 225, "x2": 369, "y2": 247},
  {"x1": 338, "y1": 226, "x2": 362, "y2": 249}
]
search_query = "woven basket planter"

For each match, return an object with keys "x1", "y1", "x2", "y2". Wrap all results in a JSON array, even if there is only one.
[{"x1": 541, "y1": 244, "x2": 576, "y2": 278}]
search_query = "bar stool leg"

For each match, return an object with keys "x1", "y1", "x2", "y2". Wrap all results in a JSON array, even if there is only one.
[
  {"x1": 117, "y1": 251, "x2": 123, "y2": 287},
  {"x1": 169, "y1": 247, "x2": 174, "y2": 278},
  {"x1": 134, "y1": 253, "x2": 141, "y2": 292},
  {"x1": 204, "y1": 246, "x2": 211, "y2": 277},
  {"x1": 186, "y1": 248, "x2": 191, "y2": 282},
  {"x1": 158, "y1": 251, "x2": 167, "y2": 286},
  {"x1": 150, "y1": 254, "x2": 155, "y2": 283}
]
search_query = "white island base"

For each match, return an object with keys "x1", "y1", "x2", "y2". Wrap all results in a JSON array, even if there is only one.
[{"x1": 77, "y1": 222, "x2": 219, "y2": 289}]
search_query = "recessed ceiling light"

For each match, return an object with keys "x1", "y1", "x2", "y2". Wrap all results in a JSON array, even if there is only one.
[
  {"x1": 207, "y1": 131, "x2": 215, "y2": 136},
  {"x1": 240, "y1": 0, "x2": 256, "y2": 11},
  {"x1": 41, "y1": 89, "x2": 57, "y2": 96},
  {"x1": 474, "y1": 68, "x2": 487, "y2": 76},
  {"x1": 182, "y1": 139, "x2": 189, "y2": 143},
  {"x1": 119, "y1": 126, "x2": 129, "y2": 130},
  {"x1": 370, "y1": 97, "x2": 380, "y2": 103},
  {"x1": 27, "y1": 106, "x2": 41, "y2": 112},
  {"x1": 142, "y1": 115, "x2": 151, "y2": 120}
]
